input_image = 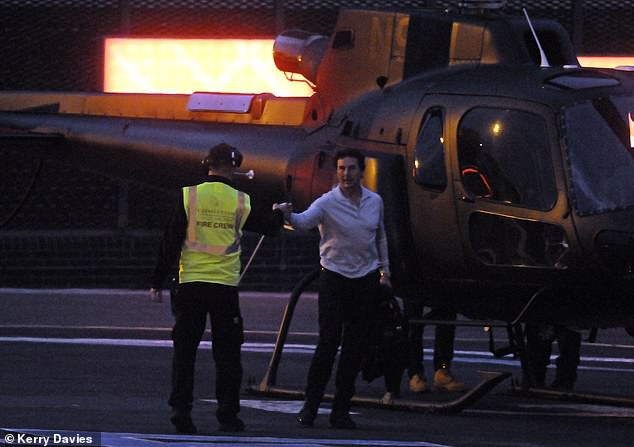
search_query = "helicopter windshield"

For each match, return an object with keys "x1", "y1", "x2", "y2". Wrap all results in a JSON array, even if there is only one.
[{"x1": 564, "y1": 97, "x2": 634, "y2": 216}]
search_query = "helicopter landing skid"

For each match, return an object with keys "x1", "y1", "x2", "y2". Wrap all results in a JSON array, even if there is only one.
[
  {"x1": 246, "y1": 269, "x2": 511, "y2": 414},
  {"x1": 247, "y1": 369, "x2": 511, "y2": 415},
  {"x1": 509, "y1": 385, "x2": 634, "y2": 408}
]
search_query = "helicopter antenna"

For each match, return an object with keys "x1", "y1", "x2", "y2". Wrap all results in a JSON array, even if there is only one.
[{"x1": 523, "y1": 8, "x2": 550, "y2": 68}]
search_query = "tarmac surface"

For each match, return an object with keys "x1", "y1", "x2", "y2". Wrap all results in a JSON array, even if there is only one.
[{"x1": 1, "y1": 288, "x2": 634, "y2": 446}]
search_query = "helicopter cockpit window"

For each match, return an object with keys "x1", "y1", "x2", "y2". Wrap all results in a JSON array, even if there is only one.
[
  {"x1": 413, "y1": 108, "x2": 447, "y2": 190},
  {"x1": 458, "y1": 107, "x2": 557, "y2": 210},
  {"x1": 563, "y1": 97, "x2": 634, "y2": 215}
]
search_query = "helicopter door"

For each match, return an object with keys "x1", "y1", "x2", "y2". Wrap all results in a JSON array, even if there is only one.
[
  {"x1": 406, "y1": 106, "x2": 465, "y2": 273},
  {"x1": 450, "y1": 101, "x2": 572, "y2": 270}
]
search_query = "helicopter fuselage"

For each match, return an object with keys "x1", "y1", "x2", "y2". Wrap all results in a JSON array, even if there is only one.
[{"x1": 0, "y1": 6, "x2": 632, "y2": 328}]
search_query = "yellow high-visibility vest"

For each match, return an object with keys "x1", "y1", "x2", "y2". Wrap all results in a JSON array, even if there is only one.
[{"x1": 179, "y1": 182, "x2": 251, "y2": 286}]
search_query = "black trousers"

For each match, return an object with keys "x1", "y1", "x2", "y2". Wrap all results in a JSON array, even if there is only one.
[
  {"x1": 404, "y1": 298, "x2": 457, "y2": 377},
  {"x1": 304, "y1": 268, "x2": 380, "y2": 411},
  {"x1": 525, "y1": 324, "x2": 581, "y2": 387},
  {"x1": 168, "y1": 281, "x2": 244, "y2": 423}
]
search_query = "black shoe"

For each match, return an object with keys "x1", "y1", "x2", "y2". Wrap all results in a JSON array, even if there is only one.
[
  {"x1": 297, "y1": 402, "x2": 317, "y2": 427},
  {"x1": 521, "y1": 371, "x2": 545, "y2": 389},
  {"x1": 170, "y1": 410, "x2": 197, "y2": 434},
  {"x1": 329, "y1": 412, "x2": 356, "y2": 429},
  {"x1": 218, "y1": 416, "x2": 245, "y2": 432},
  {"x1": 551, "y1": 379, "x2": 575, "y2": 392}
]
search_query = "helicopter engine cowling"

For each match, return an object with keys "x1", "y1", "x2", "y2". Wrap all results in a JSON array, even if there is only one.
[{"x1": 273, "y1": 30, "x2": 329, "y2": 85}]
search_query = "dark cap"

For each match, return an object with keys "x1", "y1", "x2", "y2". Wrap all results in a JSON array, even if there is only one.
[{"x1": 202, "y1": 143, "x2": 243, "y2": 168}]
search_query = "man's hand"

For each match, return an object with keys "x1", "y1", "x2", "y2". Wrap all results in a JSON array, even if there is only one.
[
  {"x1": 273, "y1": 202, "x2": 293, "y2": 220},
  {"x1": 149, "y1": 288, "x2": 163, "y2": 303},
  {"x1": 379, "y1": 271, "x2": 392, "y2": 288}
]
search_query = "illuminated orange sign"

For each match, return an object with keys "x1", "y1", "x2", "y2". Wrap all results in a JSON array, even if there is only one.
[
  {"x1": 629, "y1": 112, "x2": 634, "y2": 149},
  {"x1": 104, "y1": 43, "x2": 633, "y2": 96},
  {"x1": 578, "y1": 56, "x2": 634, "y2": 68},
  {"x1": 104, "y1": 38, "x2": 314, "y2": 97}
]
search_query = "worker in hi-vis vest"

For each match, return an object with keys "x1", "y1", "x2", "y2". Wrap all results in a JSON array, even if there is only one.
[{"x1": 150, "y1": 143, "x2": 284, "y2": 434}]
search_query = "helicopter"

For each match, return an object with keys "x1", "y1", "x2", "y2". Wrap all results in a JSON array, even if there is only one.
[{"x1": 0, "y1": 0, "x2": 633, "y2": 408}]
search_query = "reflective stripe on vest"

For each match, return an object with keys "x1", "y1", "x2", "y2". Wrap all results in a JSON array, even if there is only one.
[{"x1": 184, "y1": 185, "x2": 246, "y2": 255}]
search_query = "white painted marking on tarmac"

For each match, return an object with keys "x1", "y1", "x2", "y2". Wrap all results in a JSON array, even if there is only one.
[
  {"x1": 201, "y1": 399, "x2": 333, "y2": 415},
  {"x1": 0, "y1": 337, "x2": 315, "y2": 354},
  {"x1": 0, "y1": 324, "x2": 310, "y2": 338},
  {"x1": 3, "y1": 429, "x2": 450, "y2": 447},
  {"x1": 3, "y1": 337, "x2": 634, "y2": 374}
]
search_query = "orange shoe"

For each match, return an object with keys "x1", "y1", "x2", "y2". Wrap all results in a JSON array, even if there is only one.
[
  {"x1": 408, "y1": 373, "x2": 428, "y2": 393},
  {"x1": 433, "y1": 368, "x2": 466, "y2": 392}
]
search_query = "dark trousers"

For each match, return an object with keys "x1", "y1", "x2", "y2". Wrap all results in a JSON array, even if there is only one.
[
  {"x1": 404, "y1": 298, "x2": 456, "y2": 377},
  {"x1": 304, "y1": 268, "x2": 379, "y2": 412},
  {"x1": 169, "y1": 281, "x2": 244, "y2": 423},
  {"x1": 384, "y1": 368, "x2": 404, "y2": 394},
  {"x1": 525, "y1": 324, "x2": 581, "y2": 388}
]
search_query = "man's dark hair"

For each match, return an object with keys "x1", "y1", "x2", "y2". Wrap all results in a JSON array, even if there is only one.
[
  {"x1": 334, "y1": 148, "x2": 365, "y2": 171},
  {"x1": 202, "y1": 143, "x2": 243, "y2": 168}
]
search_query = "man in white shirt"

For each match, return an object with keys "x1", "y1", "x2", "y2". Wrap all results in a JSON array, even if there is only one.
[{"x1": 275, "y1": 148, "x2": 390, "y2": 429}]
